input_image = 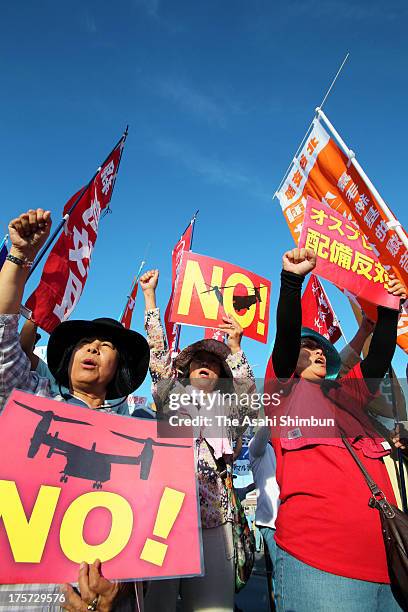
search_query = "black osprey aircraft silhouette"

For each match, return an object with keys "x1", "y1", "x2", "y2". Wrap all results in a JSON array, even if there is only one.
[
  {"x1": 15, "y1": 400, "x2": 191, "y2": 489},
  {"x1": 201, "y1": 283, "x2": 263, "y2": 313}
]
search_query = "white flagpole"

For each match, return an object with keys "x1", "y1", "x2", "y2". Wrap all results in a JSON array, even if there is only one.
[
  {"x1": 118, "y1": 259, "x2": 145, "y2": 322},
  {"x1": 315, "y1": 107, "x2": 408, "y2": 251},
  {"x1": 273, "y1": 53, "x2": 349, "y2": 199},
  {"x1": 0, "y1": 234, "x2": 8, "y2": 251},
  {"x1": 319, "y1": 278, "x2": 348, "y2": 344}
]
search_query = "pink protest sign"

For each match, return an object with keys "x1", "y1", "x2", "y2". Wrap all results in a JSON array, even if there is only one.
[
  {"x1": 299, "y1": 197, "x2": 400, "y2": 309},
  {"x1": 0, "y1": 390, "x2": 201, "y2": 584}
]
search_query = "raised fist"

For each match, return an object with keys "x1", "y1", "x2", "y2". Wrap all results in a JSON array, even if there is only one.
[
  {"x1": 140, "y1": 269, "x2": 159, "y2": 294},
  {"x1": 8, "y1": 209, "x2": 52, "y2": 262},
  {"x1": 282, "y1": 248, "x2": 316, "y2": 277}
]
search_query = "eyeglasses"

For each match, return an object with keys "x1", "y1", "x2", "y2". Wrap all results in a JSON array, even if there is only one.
[{"x1": 300, "y1": 338, "x2": 327, "y2": 355}]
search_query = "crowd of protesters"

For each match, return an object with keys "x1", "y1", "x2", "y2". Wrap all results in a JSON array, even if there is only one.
[{"x1": 0, "y1": 209, "x2": 407, "y2": 612}]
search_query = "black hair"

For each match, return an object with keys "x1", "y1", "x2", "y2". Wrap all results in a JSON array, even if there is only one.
[
  {"x1": 52, "y1": 337, "x2": 133, "y2": 399},
  {"x1": 53, "y1": 341, "x2": 77, "y2": 390},
  {"x1": 110, "y1": 348, "x2": 134, "y2": 398}
]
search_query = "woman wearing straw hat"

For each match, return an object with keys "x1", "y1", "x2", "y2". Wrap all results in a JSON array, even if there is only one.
[
  {"x1": 0, "y1": 208, "x2": 150, "y2": 612},
  {"x1": 140, "y1": 269, "x2": 257, "y2": 612},
  {"x1": 265, "y1": 246, "x2": 406, "y2": 612}
]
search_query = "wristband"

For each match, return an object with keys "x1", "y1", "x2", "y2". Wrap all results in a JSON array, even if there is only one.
[{"x1": 6, "y1": 254, "x2": 33, "y2": 269}]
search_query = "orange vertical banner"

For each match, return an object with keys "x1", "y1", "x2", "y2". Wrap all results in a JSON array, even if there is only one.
[{"x1": 276, "y1": 117, "x2": 408, "y2": 351}]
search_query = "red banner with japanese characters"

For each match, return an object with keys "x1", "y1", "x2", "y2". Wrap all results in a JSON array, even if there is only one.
[
  {"x1": 299, "y1": 197, "x2": 400, "y2": 310},
  {"x1": 164, "y1": 222, "x2": 194, "y2": 356},
  {"x1": 204, "y1": 327, "x2": 226, "y2": 342},
  {"x1": 0, "y1": 390, "x2": 201, "y2": 584},
  {"x1": 25, "y1": 135, "x2": 126, "y2": 333},
  {"x1": 120, "y1": 281, "x2": 138, "y2": 329},
  {"x1": 301, "y1": 274, "x2": 342, "y2": 343},
  {"x1": 170, "y1": 251, "x2": 271, "y2": 343}
]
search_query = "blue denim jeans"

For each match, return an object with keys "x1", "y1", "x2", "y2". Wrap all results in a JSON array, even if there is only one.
[
  {"x1": 275, "y1": 545, "x2": 403, "y2": 612},
  {"x1": 259, "y1": 526, "x2": 277, "y2": 594},
  {"x1": 259, "y1": 526, "x2": 277, "y2": 567}
]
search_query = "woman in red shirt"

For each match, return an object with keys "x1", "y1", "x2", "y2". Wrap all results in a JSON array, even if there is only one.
[{"x1": 265, "y1": 247, "x2": 406, "y2": 611}]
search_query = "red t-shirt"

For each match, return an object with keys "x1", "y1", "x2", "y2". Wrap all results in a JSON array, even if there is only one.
[{"x1": 265, "y1": 362, "x2": 396, "y2": 583}]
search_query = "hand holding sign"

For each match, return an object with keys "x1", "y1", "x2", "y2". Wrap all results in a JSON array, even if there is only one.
[
  {"x1": 299, "y1": 197, "x2": 400, "y2": 309},
  {"x1": 387, "y1": 276, "x2": 407, "y2": 300},
  {"x1": 0, "y1": 390, "x2": 201, "y2": 584},
  {"x1": 217, "y1": 314, "x2": 243, "y2": 354},
  {"x1": 62, "y1": 559, "x2": 121, "y2": 612},
  {"x1": 170, "y1": 252, "x2": 271, "y2": 343},
  {"x1": 282, "y1": 247, "x2": 316, "y2": 277}
]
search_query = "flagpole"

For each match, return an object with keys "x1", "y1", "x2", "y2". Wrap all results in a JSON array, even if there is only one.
[
  {"x1": 319, "y1": 278, "x2": 348, "y2": 344},
  {"x1": 118, "y1": 258, "x2": 145, "y2": 322},
  {"x1": 274, "y1": 53, "x2": 349, "y2": 198},
  {"x1": 174, "y1": 210, "x2": 199, "y2": 352},
  {"x1": 102, "y1": 125, "x2": 129, "y2": 218},
  {"x1": 189, "y1": 209, "x2": 199, "y2": 245},
  {"x1": 0, "y1": 234, "x2": 8, "y2": 251},
  {"x1": 315, "y1": 108, "x2": 408, "y2": 251},
  {"x1": 28, "y1": 127, "x2": 129, "y2": 278},
  {"x1": 318, "y1": 53, "x2": 349, "y2": 111}
]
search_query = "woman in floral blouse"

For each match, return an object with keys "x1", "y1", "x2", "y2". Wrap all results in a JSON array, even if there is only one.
[{"x1": 140, "y1": 269, "x2": 257, "y2": 612}]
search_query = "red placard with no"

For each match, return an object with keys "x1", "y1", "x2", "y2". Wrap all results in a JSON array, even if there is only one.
[{"x1": 170, "y1": 251, "x2": 271, "y2": 344}]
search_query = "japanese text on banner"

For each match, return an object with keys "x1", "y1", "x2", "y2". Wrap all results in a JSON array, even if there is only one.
[
  {"x1": 26, "y1": 138, "x2": 125, "y2": 333},
  {"x1": 299, "y1": 197, "x2": 399, "y2": 310}
]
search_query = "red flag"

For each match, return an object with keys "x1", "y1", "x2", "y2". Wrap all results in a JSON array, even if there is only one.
[
  {"x1": 164, "y1": 222, "x2": 194, "y2": 355},
  {"x1": 120, "y1": 282, "x2": 138, "y2": 329},
  {"x1": 302, "y1": 275, "x2": 341, "y2": 343},
  {"x1": 26, "y1": 136, "x2": 126, "y2": 333},
  {"x1": 204, "y1": 327, "x2": 226, "y2": 342}
]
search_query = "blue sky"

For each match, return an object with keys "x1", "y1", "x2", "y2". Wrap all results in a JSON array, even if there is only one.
[{"x1": 1, "y1": 0, "x2": 407, "y2": 400}]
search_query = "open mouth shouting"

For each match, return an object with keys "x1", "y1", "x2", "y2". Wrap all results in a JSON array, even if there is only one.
[
  {"x1": 81, "y1": 358, "x2": 97, "y2": 369},
  {"x1": 198, "y1": 368, "x2": 211, "y2": 378}
]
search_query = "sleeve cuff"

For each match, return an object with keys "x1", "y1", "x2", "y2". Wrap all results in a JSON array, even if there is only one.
[
  {"x1": 226, "y1": 349, "x2": 245, "y2": 369},
  {"x1": 280, "y1": 270, "x2": 305, "y2": 288}
]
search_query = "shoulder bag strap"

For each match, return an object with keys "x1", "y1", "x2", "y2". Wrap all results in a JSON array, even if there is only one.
[{"x1": 341, "y1": 434, "x2": 396, "y2": 518}]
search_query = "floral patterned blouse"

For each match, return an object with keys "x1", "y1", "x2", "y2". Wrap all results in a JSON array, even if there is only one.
[{"x1": 145, "y1": 308, "x2": 256, "y2": 528}]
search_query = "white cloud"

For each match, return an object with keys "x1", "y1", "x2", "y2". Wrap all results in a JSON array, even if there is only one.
[
  {"x1": 154, "y1": 138, "x2": 270, "y2": 201},
  {"x1": 80, "y1": 12, "x2": 97, "y2": 34},
  {"x1": 133, "y1": 0, "x2": 159, "y2": 18},
  {"x1": 153, "y1": 78, "x2": 226, "y2": 126}
]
